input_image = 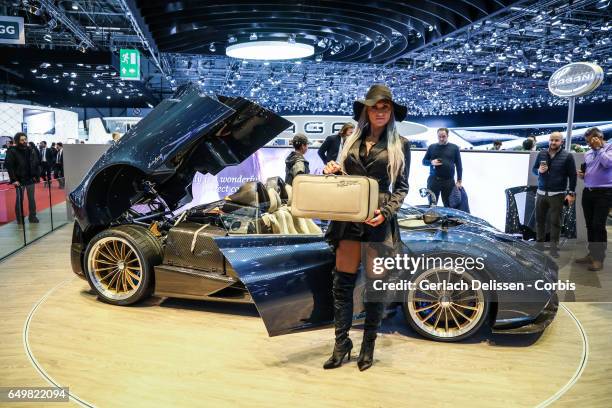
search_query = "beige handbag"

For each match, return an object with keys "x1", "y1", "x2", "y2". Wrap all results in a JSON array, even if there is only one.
[{"x1": 290, "y1": 174, "x2": 378, "y2": 222}]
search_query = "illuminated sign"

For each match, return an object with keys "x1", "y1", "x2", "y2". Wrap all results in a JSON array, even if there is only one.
[
  {"x1": 548, "y1": 62, "x2": 604, "y2": 97},
  {"x1": 0, "y1": 16, "x2": 24, "y2": 45}
]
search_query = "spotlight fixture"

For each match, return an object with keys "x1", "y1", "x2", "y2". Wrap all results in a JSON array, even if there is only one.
[
  {"x1": 315, "y1": 54, "x2": 323, "y2": 62},
  {"x1": 72, "y1": 2, "x2": 79, "y2": 10},
  {"x1": 288, "y1": 34, "x2": 296, "y2": 44},
  {"x1": 209, "y1": 43, "x2": 216, "y2": 52},
  {"x1": 249, "y1": 33, "x2": 258, "y2": 41},
  {"x1": 228, "y1": 35, "x2": 237, "y2": 43},
  {"x1": 226, "y1": 41, "x2": 314, "y2": 60},
  {"x1": 43, "y1": 33, "x2": 52, "y2": 42}
]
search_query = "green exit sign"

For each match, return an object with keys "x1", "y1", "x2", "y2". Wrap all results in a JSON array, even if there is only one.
[{"x1": 120, "y1": 49, "x2": 140, "y2": 80}]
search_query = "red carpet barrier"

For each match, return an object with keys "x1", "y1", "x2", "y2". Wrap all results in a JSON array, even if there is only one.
[{"x1": 0, "y1": 180, "x2": 67, "y2": 224}]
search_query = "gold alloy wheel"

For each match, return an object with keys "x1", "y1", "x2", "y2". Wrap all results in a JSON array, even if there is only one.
[
  {"x1": 407, "y1": 268, "x2": 485, "y2": 339},
  {"x1": 87, "y1": 236, "x2": 143, "y2": 301}
]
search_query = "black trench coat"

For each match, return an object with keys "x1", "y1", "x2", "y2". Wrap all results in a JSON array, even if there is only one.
[{"x1": 325, "y1": 128, "x2": 411, "y2": 248}]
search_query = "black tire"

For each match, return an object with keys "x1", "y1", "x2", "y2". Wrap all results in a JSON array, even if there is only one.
[
  {"x1": 84, "y1": 225, "x2": 162, "y2": 306},
  {"x1": 402, "y1": 266, "x2": 490, "y2": 342}
]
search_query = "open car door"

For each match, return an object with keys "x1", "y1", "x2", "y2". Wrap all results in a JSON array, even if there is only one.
[{"x1": 214, "y1": 234, "x2": 341, "y2": 336}]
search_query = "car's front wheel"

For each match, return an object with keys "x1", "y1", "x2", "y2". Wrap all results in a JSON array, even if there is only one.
[
  {"x1": 403, "y1": 267, "x2": 489, "y2": 342},
  {"x1": 84, "y1": 225, "x2": 162, "y2": 306}
]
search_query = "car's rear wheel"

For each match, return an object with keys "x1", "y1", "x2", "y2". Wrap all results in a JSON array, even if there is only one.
[
  {"x1": 84, "y1": 225, "x2": 162, "y2": 305},
  {"x1": 403, "y1": 267, "x2": 489, "y2": 342}
]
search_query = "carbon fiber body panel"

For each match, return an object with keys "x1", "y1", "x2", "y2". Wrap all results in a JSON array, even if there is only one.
[{"x1": 163, "y1": 222, "x2": 227, "y2": 273}]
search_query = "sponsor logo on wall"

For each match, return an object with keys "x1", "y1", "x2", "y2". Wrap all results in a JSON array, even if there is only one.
[
  {"x1": 0, "y1": 16, "x2": 24, "y2": 45},
  {"x1": 283, "y1": 117, "x2": 354, "y2": 137}
]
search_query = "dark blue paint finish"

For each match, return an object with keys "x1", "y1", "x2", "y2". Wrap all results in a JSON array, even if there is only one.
[
  {"x1": 215, "y1": 235, "x2": 336, "y2": 336},
  {"x1": 216, "y1": 206, "x2": 557, "y2": 336},
  {"x1": 70, "y1": 87, "x2": 292, "y2": 229}
]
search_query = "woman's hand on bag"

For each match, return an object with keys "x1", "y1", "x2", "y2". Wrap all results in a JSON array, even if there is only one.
[
  {"x1": 365, "y1": 209, "x2": 385, "y2": 227},
  {"x1": 323, "y1": 160, "x2": 342, "y2": 175}
]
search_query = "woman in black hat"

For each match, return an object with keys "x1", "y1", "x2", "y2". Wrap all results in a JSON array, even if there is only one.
[{"x1": 322, "y1": 84, "x2": 410, "y2": 371}]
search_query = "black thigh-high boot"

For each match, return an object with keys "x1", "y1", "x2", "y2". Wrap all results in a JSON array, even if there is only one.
[
  {"x1": 358, "y1": 279, "x2": 385, "y2": 371},
  {"x1": 323, "y1": 269, "x2": 357, "y2": 369}
]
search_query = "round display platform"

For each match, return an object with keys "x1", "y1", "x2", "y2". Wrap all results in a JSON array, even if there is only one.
[{"x1": 24, "y1": 277, "x2": 588, "y2": 407}]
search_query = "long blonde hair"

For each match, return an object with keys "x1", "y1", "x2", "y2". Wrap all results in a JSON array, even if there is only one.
[{"x1": 338, "y1": 109, "x2": 406, "y2": 187}]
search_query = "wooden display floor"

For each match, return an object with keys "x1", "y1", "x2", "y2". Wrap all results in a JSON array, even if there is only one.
[{"x1": 1, "y1": 225, "x2": 611, "y2": 407}]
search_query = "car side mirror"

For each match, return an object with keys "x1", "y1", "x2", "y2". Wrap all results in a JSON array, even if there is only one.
[{"x1": 423, "y1": 211, "x2": 443, "y2": 224}]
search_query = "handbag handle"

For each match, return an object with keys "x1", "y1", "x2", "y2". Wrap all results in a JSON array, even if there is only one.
[{"x1": 323, "y1": 168, "x2": 349, "y2": 176}]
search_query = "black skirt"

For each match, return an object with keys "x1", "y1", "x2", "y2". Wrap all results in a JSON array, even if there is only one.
[{"x1": 325, "y1": 192, "x2": 401, "y2": 249}]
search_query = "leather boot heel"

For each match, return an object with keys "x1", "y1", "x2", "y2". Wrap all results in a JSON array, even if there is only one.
[
  {"x1": 357, "y1": 338, "x2": 375, "y2": 371},
  {"x1": 323, "y1": 338, "x2": 353, "y2": 369},
  {"x1": 322, "y1": 269, "x2": 357, "y2": 370}
]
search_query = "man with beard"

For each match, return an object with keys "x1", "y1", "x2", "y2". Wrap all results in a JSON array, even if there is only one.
[
  {"x1": 532, "y1": 132, "x2": 576, "y2": 257},
  {"x1": 5, "y1": 132, "x2": 40, "y2": 224}
]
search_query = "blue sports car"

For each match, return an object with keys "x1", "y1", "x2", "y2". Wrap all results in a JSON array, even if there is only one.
[{"x1": 69, "y1": 86, "x2": 558, "y2": 342}]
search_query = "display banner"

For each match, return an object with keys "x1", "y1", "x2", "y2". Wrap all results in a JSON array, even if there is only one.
[
  {"x1": 0, "y1": 16, "x2": 24, "y2": 45},
  {"x1": 186, "y1": 148, "x2": 326, "y2": 208}
]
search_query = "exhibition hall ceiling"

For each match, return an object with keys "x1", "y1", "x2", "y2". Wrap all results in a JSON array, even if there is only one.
[{"x1": 1, "y1": 0, "x2": 611, "y2": 114}]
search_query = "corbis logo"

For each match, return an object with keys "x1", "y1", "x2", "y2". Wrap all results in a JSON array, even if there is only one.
[{"x1": 548, "y1": 62, "x2": 604, "y2": 98}]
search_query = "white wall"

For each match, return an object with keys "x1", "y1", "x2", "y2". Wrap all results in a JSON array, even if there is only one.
[{"x1": 0, "y1": 102, "x2": 78, "y2": 143}]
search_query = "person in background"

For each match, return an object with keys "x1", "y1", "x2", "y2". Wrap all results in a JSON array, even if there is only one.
[
  {"x1": 522, "y1": 137, "x2": 536, "y2": 151},
  {"x1": 422, "y1": 128, "x2": 463, "y2": 207},
  {"x1": 5, "y1": 132, "x2": 40, "y2": 224},
  {"x1": 38, "y1": 140, "x2": 55, "y2": 182},
  {"x1": 28, "y1": 141, "x2": 40, "y2": 162},
  {"x1": 492, "y1": 140, "x2": 502, "y2": 150},
  {"x1": 318, "y1": 123, "x2": 355, "y2": 164},
  {"x1": 575, "y1": 127, "x2": 611, "y2": 271},
  {"x1": 532, "y1": 132, "x2": 576, "y2": 257},
  {"x1": 54, "y1": 142, "x2": 65, "y2": 189},
  {"x1": 111, "y1": 132, "x2": 121, "y2": 144},
  {"x1": 285, "y1": 133, "x2": 310, "y2": 185}
]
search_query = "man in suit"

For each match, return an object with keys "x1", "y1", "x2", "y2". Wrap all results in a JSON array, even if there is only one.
[
  {"x1": 317, "y1": 123, "x2": 354, "y2": 165},
  {"x1": 38, "y1": 140, "x2": 55, "y2": 183},
  {"x1": 54, "y1": 142, "x2": 65, "y2": 188}
]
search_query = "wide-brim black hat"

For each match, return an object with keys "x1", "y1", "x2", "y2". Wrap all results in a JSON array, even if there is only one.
[{"x1": 352, "y1": 84, "x2": 407, "y2": 122}]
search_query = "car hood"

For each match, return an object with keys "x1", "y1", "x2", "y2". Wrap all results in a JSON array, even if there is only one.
[{"x1": 70, "y1": 85, "x2": 291, "y2": 229}]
